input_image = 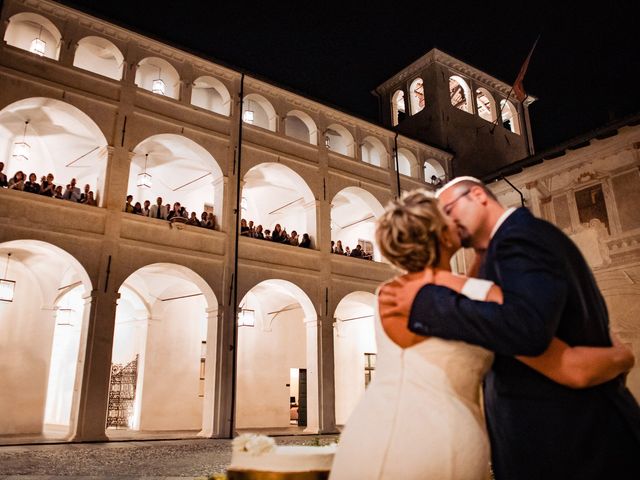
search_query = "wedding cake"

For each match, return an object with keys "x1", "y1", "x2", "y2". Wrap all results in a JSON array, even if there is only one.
[{"x1": 227, "y1": 434, "x2": 337, "y2": 479}]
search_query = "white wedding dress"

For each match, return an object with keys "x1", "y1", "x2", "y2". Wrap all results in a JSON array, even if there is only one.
[{"x1": 330, "y1": 278, "x2": 495, "y2": 480}]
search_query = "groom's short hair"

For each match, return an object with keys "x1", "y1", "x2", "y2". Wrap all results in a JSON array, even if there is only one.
[{"x1": 435, "y1": 176, "x2": 498, "y2": 201}]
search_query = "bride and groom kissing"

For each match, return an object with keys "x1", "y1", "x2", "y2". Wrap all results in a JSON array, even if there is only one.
[{"x1": 329, "y1": 177, "x2": 640, "y2": 479}]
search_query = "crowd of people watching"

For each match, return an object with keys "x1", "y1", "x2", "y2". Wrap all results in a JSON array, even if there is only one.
[
  {"x1": 0, "y1": 163, "x2": 98, "y2": 205},
  {"x1": 330, "y1": 240, "x2": 373, "y2": 260},
  {"x1": 124, "y1": 194, "x2": 218, "y2": 230},
  {"x1": 240, "y1": 219, "x2": 312, "y2": 248}
]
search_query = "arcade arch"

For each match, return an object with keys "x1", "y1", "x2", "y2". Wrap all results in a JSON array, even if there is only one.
[
  {"x1": 0, "y1": 97, "x2": 109, "y2": 205},
  {"x1": 0, "y1": 240, "x2": 92, "y2": 440},
  {"x1": 424, "y1": 158, "x2": 446, "y2": 185},
  {"x1": 330, "y1": 187, "x2": 384, "y2": 261},
  {"x1": 396, "y1": 148, "x2": 417, "y2": 177},
  {"x1": 73, "y1": 36, "x2": 124, "y2": 80},
  {"x1": 4, "y1": 12, "x2": 62, "y2": 60},
  {"x1": 135, "y1": 57, "x2": 180, "y2": 99},
  {"x1": 242, "y1": 94, "x2": 277, "y2": 131},
  {"x1": 284, "y1": 110, "x2": 318, "y2": 145},
  {"x1": 127, "y1": 134, "x2": 224, "y2": 226},
  {"x1": 235, "y1": 279, "x2": 319, "y2": 433},
  {"x1": 409, "y1": 77, "x2": 425, "y2": 114},
  {"x1": 361, "y1": 136, "x2": 387, "y2": 168},
  {"x1": 333, "y1": 291, "x2": 376, "y2": 425},
  {"x1": 108, "y1": 264, "x2": 218, "y2": 436},
  {"x1": 325, "y1": 124, "x2": 354, "y2": 157},
  {"x1": 241, "y1": 163, "x2": 316, "y2": 245},
  {"x1": 391, "y1": 90, "x2": 406, "y2": 126},
  {"x1": 500, "y1": 99, "x2": 521, "y2": 134},
  {"x1": 191, "y1": 76, "x2": 231, "y2": 116}
]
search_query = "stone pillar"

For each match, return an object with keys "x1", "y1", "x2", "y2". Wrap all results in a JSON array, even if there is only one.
[
  {"x1": 212, "y1": 175, "x2": 227, "y2": 230},
  {"x1": 303, "y1": 317, "x2": 320, "y2": 434},
  {"x1": 199, "y1": 306, "x2": 221, "y2": 438}
]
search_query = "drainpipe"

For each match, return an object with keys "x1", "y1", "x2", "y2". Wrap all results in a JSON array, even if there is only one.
[
  {"x1": 393, "y1": 132, "x2": 401, "y2": 198},
  {"x1": 500, "y1": 174, "x2": 525, "y2": 207},
  {"x1": 229, "y1": 73, "x2": 245, "y2": 435}
]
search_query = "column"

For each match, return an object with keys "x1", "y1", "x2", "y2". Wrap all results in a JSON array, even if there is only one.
[
  {"x1": 304, "y1": 317, "x2": 320, "y2": 434},
  {"x1": 199, "y1": 306, "x2": 222, "y2": 438}
]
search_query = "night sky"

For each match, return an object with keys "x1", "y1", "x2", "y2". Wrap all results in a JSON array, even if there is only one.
[{"x1": 59, "y1": 0, "x2": 640, "y2": 152}]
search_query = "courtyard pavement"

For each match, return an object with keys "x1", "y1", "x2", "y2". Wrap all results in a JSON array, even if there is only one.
[{"x1": 0, "y1": 435, "x2": 339, "y2": 479}]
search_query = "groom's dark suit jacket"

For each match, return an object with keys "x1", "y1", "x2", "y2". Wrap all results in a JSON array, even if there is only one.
[{"x1": 409, "y1": 207, "x2": 640, "y2": 479}]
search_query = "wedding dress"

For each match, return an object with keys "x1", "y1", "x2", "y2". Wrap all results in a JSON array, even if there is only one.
[{"x1": 329, "y1": 278, "x2": 495, "y2": 480}]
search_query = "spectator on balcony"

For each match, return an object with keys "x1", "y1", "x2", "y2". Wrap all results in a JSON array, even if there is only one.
[
  {"x1": 300, "y1": 233, "x2": 311, "y2": 249},
  {"x1": 240, "y1": 218, "x2": 250, "y2": 236},
  {"x1": 330, "y1": 240, "x2": 335, "y2": 253},
  {"x1": 165, "y1": 203, "x2": 172, "y2": 217},
  {"x1": 248, "y1": 220, "x2": 256, "y2": 238},
  {"x1": 289, "y1": 230, "x2": 299, "y2": 246},
  {"x1": 344, "y1": 246, "x2": 351, "y2": 256},
  {"x1": 40, "y1": 173, "x2": 55, "y2": 197},
  {"x1": 167, "y1": 202, "x2": 183, "y2": 220},
  {"x1": 0, "y1": 162, "x2": 8, "y2": 187},
  {"x1": 150, "y1": 197, "x2": 166, "y2": 219},
  {"x1": 24, "y1": 173, "x2": 41, "y2": 194},
  {"x1": 54, "y1": 185, "x2": 64, "y2": 199},
  {"x1": 187, "y1": 211, "x2": 201, "y2": 226},
  {"x1": 180, "y1": 206, "x2": 188, "y2": 218},
  {"x1": 79, "y1": 184, "x2": 91, "y2": 203},
  {"x1": 133, "y1": 202, "x2": 144, "y2": 215},
  {"x1": 143, "y1": 200, "x2": 151, "y2": 216},
  {"x1": 335, "y1": 240, "x2": 344, "y2": 255},
  {"x1": 264, "y1": 229, "x2": 272, "y2": 240},
  {"x1": 63, "y1": 178, "x2": 82, "y2": 202},
  {"x1": 271, "y1": 224, "x2": 283, "y2": 242},
  {"x1": 124, "y1": 195, "x2": 134, "y2": 213},
  {"x1": 85, "y1": 191, "x2": 97, "y2": 206},
  {"x1": 254, "y1": 225, "x2": 265, "y2": 239},
  {"x1": 201, "y1": 211, "x2": 208, "y2": 226},
  {"x1": 8, "y1": 171, "x2": 25, "y2": 190},
  {"x1": 280, "y1": 228, "x2": 290, "y2": 244},
  {"x1": 350, "y1": 244, "x2": 364, "y2": 258},
  {"x1": 207, "y1": 212, "x2": 217, "y2": 230}
]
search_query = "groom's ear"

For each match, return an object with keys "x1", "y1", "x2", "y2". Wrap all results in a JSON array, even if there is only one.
[{"x1": 469, "y1": 185, "x2": 489, "y2": 204}]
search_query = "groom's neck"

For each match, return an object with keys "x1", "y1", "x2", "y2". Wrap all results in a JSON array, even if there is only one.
[{"x1": 474, "y1": 204, "x2": 506, "y2": 249}]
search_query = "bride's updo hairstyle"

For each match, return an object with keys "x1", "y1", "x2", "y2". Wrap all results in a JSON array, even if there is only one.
[{"x1": 375, "y1": 190, "x2": 446, "y2": 272}]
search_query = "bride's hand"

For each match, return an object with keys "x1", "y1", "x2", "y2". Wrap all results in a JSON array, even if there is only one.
[{"x1": 378, "y1": 269, "x2": 434, "y2": 321}]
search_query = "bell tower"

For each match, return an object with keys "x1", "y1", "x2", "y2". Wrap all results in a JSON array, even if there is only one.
[{"x1": 374, "y1": 48, "x2": 536, "y2": 178}]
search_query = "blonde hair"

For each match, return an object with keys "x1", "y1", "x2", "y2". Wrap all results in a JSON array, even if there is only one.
[{"x1": 375, "y1": 190, "x2": 447, "y2": 272}]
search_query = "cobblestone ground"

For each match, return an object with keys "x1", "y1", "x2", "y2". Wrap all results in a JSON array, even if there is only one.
[{"x1": 0, "y1": 435, "x2": 339, "y2": 479}]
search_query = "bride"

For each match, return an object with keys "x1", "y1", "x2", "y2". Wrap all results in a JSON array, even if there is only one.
[{"x1": 329, "y1": 190, "x2": 634, "y2": 480}]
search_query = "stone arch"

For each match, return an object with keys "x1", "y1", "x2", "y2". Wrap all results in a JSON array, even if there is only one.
[
  {"x1": 128, "y1": 134, "x2": 225, "y2": 227},
  {"x1": 325, "y1": 124, "x2": 355, "y2": 157},
  {"x1": 73, "y1": 36, "x2": 124, "y2": 80},
  {"x1": 391, "y1": 90, "x2": 406, "y2": 126},
  {"x1": 331, "y1": 187, "x2": 385, "y2": 261},
  {"x1": 285, "y1": 110, "x2": 318, "y2": 145},
  {"x1": 109, "y1": 263, "x2": 218, "y2": 436},
  {"x1": 424, "y1": 158, "x2": 446, "y2": 185},
  {"x1": 236, "y1": 278, "x2": 319, "y2": 433},
  {"x1": 475, "y1": 87, "x2": 497, "y2": 123},
  {"x1": 191, "y1": 76, "x2": 231, "y2": 116},
  {"x1": 135, "y1": 57, "x2": 181, "y2": 99},
  {"x1": 0, "y1": 97, "x2": 109, "y2": 206},
  {"x1": 397, "y1": 148, "x2": 418, "y2": 177},
  {"x1": 243, "y1": 93, "x2": 277, "y2": 131},
  {"x1": 0, "y1": 240, "x2": 93, "y2": 441},
  {"x1": 333, "y1": 291, "x2": 376, "y2": 425},
  {"x1": 241, "y1": 162, "x2": 317, "y2": 246},
  {"x1": 500, "y1": 99, "x2": 521, "y2": 134},
  {"x1": 449, "y1": 75, "x2": 472, "y2": 113},
  {"x1": 409, "y1": 77, "x2": 425, "y2": 114},
  {"x1": 4, "y1": 12, "x2": 62, "y2": 60},
  {"x1": 361, "y1": 136, "x2": 388, "y2": 168}
]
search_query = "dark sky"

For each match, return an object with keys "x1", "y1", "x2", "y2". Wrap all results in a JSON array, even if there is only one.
[{"x1": 59, "y1": 0, "x2": 640, "y2": 152}]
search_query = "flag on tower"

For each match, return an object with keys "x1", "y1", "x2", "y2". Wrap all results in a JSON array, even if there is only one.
[{"x1": 512, "y1": 36, "x2": 540, "y2": 102}]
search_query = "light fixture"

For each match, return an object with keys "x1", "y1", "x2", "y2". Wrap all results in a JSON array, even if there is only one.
[
  {"x1": 238, "y1": 308, "x2": 255, "y2": 327},
  {"x1": 325, "y1": 135, "x2": 331, "y2": 149},
  {"x1": 0, "y1": 253, "x2": 16, "y2": 303},
  {"x1": 243, "y1": 100, "x2": 254, "y2": 124},
  {"x1": 30, "y1": 26, "x2": 46, "y2": 56},
  {"x1": 12, "y1": 121, "x2": 31, "y2": 162},
  {"x1": 136, "y1": 153, "x2": 152, "y2": 188},
  {"x1": 152, "y1": 66, "x2": 165, "y2": 95}
]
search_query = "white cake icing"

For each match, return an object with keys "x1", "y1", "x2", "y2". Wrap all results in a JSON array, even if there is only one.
[{"x1": 229, "y1": 445, "x2": 337, "y2": 473}]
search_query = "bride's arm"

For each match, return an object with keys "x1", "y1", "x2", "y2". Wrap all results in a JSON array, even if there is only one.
[{"x1": 437, "y1": 273, "x2": 635, "y2": 389}]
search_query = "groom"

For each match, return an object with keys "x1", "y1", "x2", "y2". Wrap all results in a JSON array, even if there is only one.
[{"x1": 379, "y1": 176, "x2": 640, "y2": 479}]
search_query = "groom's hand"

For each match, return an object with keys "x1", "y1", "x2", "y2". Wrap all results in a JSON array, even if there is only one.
[{"x1": 378, "y1": 270, "x2": 434, "y2": 322}]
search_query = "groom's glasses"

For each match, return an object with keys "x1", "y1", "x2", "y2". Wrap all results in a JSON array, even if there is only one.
[{"x1": 442, "y1": 189, "x2": 471, "y2": 216}]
